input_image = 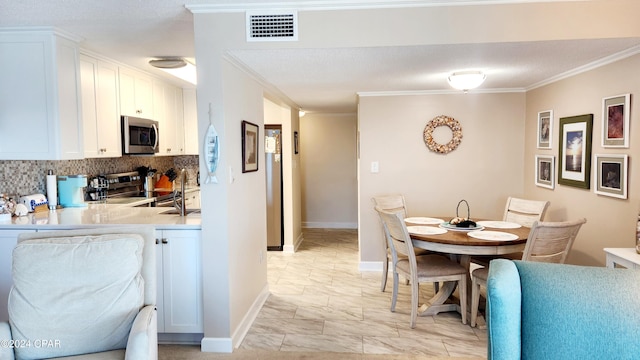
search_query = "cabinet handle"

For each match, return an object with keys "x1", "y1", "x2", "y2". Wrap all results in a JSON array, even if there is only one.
[
  {"x1": 155, "y1": 239, "x2": 160, "y2": 244},
  {"x1": 136, "y1": 109, "x2": 142, "y2": 114},
  {"x1": 166, "y1": 148, "x2": 172, "y2": 152},
  {"x1": 162, "y1": 238, "x2": 168, "y2": 244}
]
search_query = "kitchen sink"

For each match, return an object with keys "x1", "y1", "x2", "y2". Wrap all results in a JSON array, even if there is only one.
[{"x1": 160, "y1": 208, "x2": 201, "y2": 215}]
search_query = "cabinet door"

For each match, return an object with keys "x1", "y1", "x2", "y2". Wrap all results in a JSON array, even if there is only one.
[
  {"x1": 81, "y1": 56, "x2": 121, "y2": 158},
  {"x1": 155, "y1": 82, "x2": 184, "y2": 155},
  {"x1": 80, "y1": 56, "x2": 100, "y2": 158},
  {"x1": 95, "y1": 60, "x2": 121, "y2": 157},
  {"x1": 0, "y1": 230, "x2": 35, "y2": 322},
  {"x1": 159, "y1": 229, "x2": 203, "y2": 333},
  {"x1": 155, "y1": 235, "x2": 166, "y2": 331},
  {"x1": 119, "y1": 67, "x2": 153, "y2": 118},
  {"x1": 182, "y1": 88, "x2": 199, "y2": 155}
]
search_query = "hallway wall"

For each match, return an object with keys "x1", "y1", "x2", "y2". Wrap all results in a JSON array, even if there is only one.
[{"x1": 300, "y1": 113, "x2": 358, "y2": 228}]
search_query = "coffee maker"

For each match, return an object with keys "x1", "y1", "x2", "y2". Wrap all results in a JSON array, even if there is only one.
[{"x1": 57, "y1": 175, "x2": 88, "y2": 208}]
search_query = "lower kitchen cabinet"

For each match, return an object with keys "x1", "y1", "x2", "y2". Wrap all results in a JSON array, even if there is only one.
[
  {"x1": 156, "y1": 229, "x2": 203, "y2": 334},
  {"x1": 0, "y1": 230, "x2": 35, "y2": 322}
]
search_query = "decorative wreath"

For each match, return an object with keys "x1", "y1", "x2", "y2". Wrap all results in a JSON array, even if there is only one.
[{"x1": 423, "y1": 115, "x2": 463, "y2": 154}]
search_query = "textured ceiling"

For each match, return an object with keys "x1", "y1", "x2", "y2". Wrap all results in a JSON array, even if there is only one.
[{"x1": 2, "y1": 0, "x2": 640, "y2": 113}]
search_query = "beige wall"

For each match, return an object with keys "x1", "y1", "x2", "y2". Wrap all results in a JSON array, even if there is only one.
[
  {"x1": 524, "y1": 54, "x2": 640, "y2": 266},
  {"x1": 358, "y1": 92, "x2": 526, "y2": 266},
  {"x1": 300, "y1": 113, "x2": 358, "y2": 228}
]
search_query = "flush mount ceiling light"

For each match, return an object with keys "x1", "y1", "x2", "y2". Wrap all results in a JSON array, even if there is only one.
[
  {"x1": 298, "y1": 109, "x2": 306, "y2": 117},
  {"x1": 149, "y1": 58, "x2": 197, "y2": 85},
  {"x1": 447, "y1": 71, "x2": 486, "y2": 92}
]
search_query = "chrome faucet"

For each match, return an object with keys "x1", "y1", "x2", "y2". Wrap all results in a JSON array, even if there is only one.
[{"x1": 173, "y1": 169, "x2": 187, "y2": 216}]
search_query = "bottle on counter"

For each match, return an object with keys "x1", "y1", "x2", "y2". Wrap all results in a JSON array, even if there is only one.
[{"x1": 46, "y1": 169, "x2": 57, "y2": 210}]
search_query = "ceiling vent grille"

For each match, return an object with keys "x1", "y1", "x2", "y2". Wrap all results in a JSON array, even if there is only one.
[{"x1": 246, "y1": 11, "x2": 298, "y2": 42}]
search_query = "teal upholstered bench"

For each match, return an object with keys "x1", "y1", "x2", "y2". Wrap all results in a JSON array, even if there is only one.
[{"x1": 486, "y1": 259, "x2": 640, "y2": 360}]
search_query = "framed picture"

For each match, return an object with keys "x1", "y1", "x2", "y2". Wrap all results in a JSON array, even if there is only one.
[
  {"x1": 294, "y1": 131, "x2": 299, "y2": 154},
  {"x1": 594, "y1": 154, "x2": 628, "y2": 199},
  {"x1": 558, "y1": 114, "x2": 593, "y2": 189},
  {"x1": 241, "y1": 120, "x2": 259, "y2": 173},
  {"x1": 535, "y1": 155, "x2": 555, "y2": 189},
  {"x1": 602, "y1": 94, "x2": 630, "y2": 148},
  {"x1": 537, "y1": 110, "x2": 553, "y2": 149}
]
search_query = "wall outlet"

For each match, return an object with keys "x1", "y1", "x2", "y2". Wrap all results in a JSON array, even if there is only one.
[{"x1": 371, "y1": 161, "x2": 379, "y2": 173}]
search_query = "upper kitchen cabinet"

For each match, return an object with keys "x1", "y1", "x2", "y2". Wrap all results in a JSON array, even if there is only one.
[
  {"x1": 119, "y1": 66, "x2": 153, "y2": 118},
  {"x1": 153, "y1": 80, "x2": 185, "y2": 156},
  {"x1": 0, "y1": 29, "x2": 83, "y2": 160},
  {"x1": 182, "y1": 89, "x2": 199, "y2": 155},
  {"x1": 80, "y1": 54, "x2": 121, "y2": 158}
]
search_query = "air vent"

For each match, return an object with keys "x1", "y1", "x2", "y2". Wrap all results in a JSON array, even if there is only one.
[{"x1": 246, "y1": 11, "x2": 298, "y2": 42}]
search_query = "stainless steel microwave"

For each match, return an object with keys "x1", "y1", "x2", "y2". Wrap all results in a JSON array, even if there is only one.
[{"x1": 122, "y1": 116, "x2": 159, "y2": 154}]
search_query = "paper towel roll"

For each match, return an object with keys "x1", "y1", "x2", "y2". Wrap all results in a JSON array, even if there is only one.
[{"x1": 46, "y1": 172, "x2": 57, "y2": 210}]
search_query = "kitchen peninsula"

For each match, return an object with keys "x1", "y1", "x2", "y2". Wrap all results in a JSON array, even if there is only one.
[{"x1": 0, "y1": 204, "x2": 203, "y2": 344}]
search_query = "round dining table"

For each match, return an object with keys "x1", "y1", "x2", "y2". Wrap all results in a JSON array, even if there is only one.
[{"x1": 405, "y1": 217, "x2": 531, "y2": 324}]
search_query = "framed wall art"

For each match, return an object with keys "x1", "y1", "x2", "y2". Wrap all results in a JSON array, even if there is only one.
[
  {"x1": 594, "y1": 154, "x2": 628, "y2": 199},
  {"x1": 558, "y1": 114, "x2": 593, "y2": 189},
  {"x1": 537, "y1": 110, "x2": 553, "y2": 149},
  {"x1": 241, "y1": 120, "x2": 259, "y2": 173},
  {"x1": 602, "y1": 94, "x2": 630, "y2": 148},
  {"x1": 535, "y1": 155, "x2": 555, "y2": 189}
]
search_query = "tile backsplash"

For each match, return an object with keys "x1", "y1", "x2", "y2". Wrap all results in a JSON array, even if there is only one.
[{"x1": 0, "y1": 155, "x2": 199, "y2": 197}]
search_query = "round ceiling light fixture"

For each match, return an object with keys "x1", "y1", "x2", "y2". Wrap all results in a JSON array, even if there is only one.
[
  {"x1": 149, "y1": 58, "x2": 187, "y2": 69},
  {"x1": 447, "y1": 71, "x2": 486, "y2": 92}
]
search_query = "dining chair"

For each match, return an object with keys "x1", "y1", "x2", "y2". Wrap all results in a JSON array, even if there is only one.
[
  {"x1": 470, "y1": 218, "x2": 586, "y2": 327},
  {"x1": 372, "y1": 195, "x2": 409, "y2": 292},
  {"x1": 375, "y1": 206, "x2": 468, "y2": 328},
  {"x1": 503, "y1": 196, "x2": 550, "y2": 227},
  {"x1": 472, "y1": 197, "x2": 551, "y2": 267}
]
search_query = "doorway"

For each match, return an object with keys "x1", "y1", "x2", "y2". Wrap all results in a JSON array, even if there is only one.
[{"x1": 265, "y1": 125, "x2": 284, "y2": 251}]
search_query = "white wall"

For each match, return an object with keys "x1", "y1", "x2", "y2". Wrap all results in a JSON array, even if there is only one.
[
  {"x1": 358, "y1": 92, "x2": 526, "y2": 266},
  {"x1": 193, "y1": 13, "x2": 268, "y2": 352},
  {"x1": 300, "y1": 113, "x2": 358, "y2": 229},
  {"x1": 524, "y1": 54, "x2": 640, "y2": 266}
]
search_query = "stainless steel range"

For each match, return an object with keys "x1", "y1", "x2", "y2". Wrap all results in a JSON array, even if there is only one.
[{"x1": 87, "y1": 171, "x2": 179, "y2": 207}]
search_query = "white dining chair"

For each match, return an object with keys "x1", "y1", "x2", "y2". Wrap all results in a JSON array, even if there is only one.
[
  {"x1": 473, "y1": 197, "x2": 551, "y2": 267},
  {"x1": 372, "y1": 194, "x2": 408, "y2": 292},
  {"x1": 470, "y1": 218, "x2": 586, "y2": 327},
  {"x1": 375, "y1": 206, "x2": 468, "y2": 328}
]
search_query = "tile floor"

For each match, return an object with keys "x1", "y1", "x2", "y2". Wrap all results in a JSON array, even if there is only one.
[{"x1": 239, "y1": 228, "x2": 487, "y2": 358}]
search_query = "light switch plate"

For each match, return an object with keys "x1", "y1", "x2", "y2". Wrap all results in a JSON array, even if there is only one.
[{"x1": 371, "y1": 161, "x2": 379, "y2": 173}]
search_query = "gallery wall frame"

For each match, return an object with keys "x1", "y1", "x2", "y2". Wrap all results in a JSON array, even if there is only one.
[
  {"x1": 535, "y1": 155, "x2": 555, "y2": 189},
  {"x1": 558, "y1": 114, "x2": 593, "y2": 189},
  {"x1": 537, "y1": 110, "x2": 553, "y2": 149},
  {"x1": 241, "y1": 120, "x2": 259, "y2": 173},
  {"x1": 602, "y1": 93, "x2": 631, "y2": 148},
  {"x1": 594, "y1": 154, "x2": 628, "y2": 199}
]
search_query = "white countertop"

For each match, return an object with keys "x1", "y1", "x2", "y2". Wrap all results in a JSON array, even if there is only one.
[{"x1": 0, "y1": 203, "x2": 201, "y2": 230}]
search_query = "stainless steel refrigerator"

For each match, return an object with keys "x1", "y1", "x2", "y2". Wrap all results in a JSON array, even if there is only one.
[{"x1": 265, "y1": 125, "x2": 283, "y2": 250}]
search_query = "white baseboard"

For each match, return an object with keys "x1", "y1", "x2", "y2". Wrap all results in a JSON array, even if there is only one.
[
  {"x1": 231, "y1": 283, "x2": 270, "y2": 349},
  {"x1": 302, "y1": 221, "x2": 357, "y2": 229},
  {"x1": 201, "y1": 284, "x2": 270, "y2": 353},
  {"x1": 200, "y1": 337, "x2": 233, "y2": 353},
  {"x1": 359, "y1": 260, "x2": 385, "y2": 272},
  {"x1": 283, "y1": 232, "x2": 303, "y2": 253}
]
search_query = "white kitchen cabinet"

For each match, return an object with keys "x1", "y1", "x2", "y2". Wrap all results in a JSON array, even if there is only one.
[
  {"x1": 0, "y1": 230, "x2": 35, "y2": 322},
  {"x1": 119, "y1": 66, "x2": 153, "y2": 118},
  {"x1": 80, "y1": 54, "x2": 121, "y2": 158},
  {"x1": 154, "y1": 80, "x2": 185, "y2": 156},
  {"x1": 182, "y1": 88, "x2": 199, "y2": 155},
  {"x1": 0, "y1": 29, "x2": 83, "y2": 160},
  {"x1": 156, "y1": 229, "x2": 203, "y2": 334}
]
